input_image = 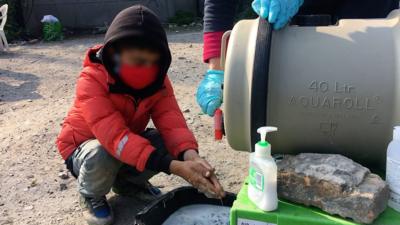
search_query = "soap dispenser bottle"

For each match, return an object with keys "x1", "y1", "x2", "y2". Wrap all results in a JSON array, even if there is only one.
[
  {"x1": 387, "y1": 126, "x2": 400, "y2": 212},
  {"x1": 248, "y1": 126, "x2": 278, "y2": 211}
]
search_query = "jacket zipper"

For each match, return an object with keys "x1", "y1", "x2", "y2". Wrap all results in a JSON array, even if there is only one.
[
  {"x1": 125, "y1": 96, "x2": 140, "y2": 126},
  {"x1": 124, "y1": 94, "x2": 140, "y2": 112},
  {"x1": 131, "y1": 97, "x2": 141, "y2": 111}
]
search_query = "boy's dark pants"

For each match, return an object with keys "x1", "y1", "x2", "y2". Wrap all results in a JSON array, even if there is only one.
[{"x1": 67, "y1": 129, "x2": 166, "y2": 198}]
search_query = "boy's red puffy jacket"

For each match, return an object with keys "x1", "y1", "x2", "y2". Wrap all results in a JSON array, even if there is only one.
[
  {"x1": 57, "y1": 6, "x2": 198, "y2": 172},
  {"x1": 56, "y1": 45, "x2": 198, "y2": 172}
]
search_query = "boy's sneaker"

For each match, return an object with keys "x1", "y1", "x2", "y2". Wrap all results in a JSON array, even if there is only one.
[
  {"x1": 112, "y1": 181, "x2": 161, "y2": 202},
  {"x1": 79, "y1": 195, "x2": 114, "y2": 225}
]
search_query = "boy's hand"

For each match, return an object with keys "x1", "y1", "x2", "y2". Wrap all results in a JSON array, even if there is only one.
[
  {"x1": 183, "y1": 150, "x2": 225, "y2": 198},
  {"x1": 183, "y1": 150, "x2": 214, "y2": 174},
  {"x1": 170, "y1": 160, "x2": 225, "y2": 199}
]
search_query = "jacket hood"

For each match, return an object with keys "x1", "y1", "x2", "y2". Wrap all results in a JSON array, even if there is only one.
[{"x1": 101, "y1": 5, "x2": 172, "y2": 98}]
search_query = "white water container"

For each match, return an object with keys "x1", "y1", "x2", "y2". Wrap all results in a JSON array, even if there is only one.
[
  {"x1": 222, "y1": 11, "x2": 400, "y2": 171},
  {"x1": 387, "y1": 126, "x2": 400, "y2": 212},
  {"x1": 248, "y1": 127, "x2": 278, "y2": 211}
]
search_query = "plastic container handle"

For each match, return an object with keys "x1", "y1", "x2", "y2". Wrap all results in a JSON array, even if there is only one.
[
  {"x1": 220, "y1": 31, "x2": 231, "y2": 70},
  {"x1": 250, "y1": 18, "x2": 273, "y2": 151}
]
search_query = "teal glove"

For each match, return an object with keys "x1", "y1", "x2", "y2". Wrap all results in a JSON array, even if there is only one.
[
  {"x1": 252, "y1": 0, "x2": 304, "y2": 29},
  {"x1": 196, "y1": 70, "x2": 224, "y2": 116}
]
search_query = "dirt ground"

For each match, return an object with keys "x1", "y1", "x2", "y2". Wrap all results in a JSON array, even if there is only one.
[{"x1": 0, "y1": 31, "x2": 248, "y2": 225}]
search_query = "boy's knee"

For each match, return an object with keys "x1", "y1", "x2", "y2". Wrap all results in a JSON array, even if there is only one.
[
  {"x1": 74, "y1": 140, "x2": 122, "y2": 175},
  {"x1": 87, "y1": 146, "x2": 120, "y2": 170},
  {"x1": 77, "y1": 141, "x2": 122, "y2": 197}
]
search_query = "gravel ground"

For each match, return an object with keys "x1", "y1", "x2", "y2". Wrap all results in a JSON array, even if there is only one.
[{"x1": 0, "y1": 31, "x2": 248, "y2": 225}]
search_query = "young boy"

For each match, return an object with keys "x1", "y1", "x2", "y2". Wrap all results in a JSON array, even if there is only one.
[{"x1": 56, "y1": 5, "x2": 225, "y2": 225}]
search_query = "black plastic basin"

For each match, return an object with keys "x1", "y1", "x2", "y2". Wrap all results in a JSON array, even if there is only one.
[{"x1": 134, "y1": 187, "x2": 236, "y2": 225}]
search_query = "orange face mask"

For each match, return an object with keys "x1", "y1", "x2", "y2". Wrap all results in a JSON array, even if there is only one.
[{"x1": 119, "y1": 64, "x2": 159, "y2": 90}]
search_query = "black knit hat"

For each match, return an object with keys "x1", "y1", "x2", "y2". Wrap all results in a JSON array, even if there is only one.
[{"x1": 101, "y1": 5, "x2": 171, "y2": 98}]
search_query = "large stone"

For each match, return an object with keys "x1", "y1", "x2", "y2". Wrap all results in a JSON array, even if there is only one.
[{"x1": 277, "y1": 153, "x2": 390, "y2": 224}]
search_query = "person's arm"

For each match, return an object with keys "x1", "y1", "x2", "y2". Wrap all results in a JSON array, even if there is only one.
[
  {"x1": 151, "y1": 77, "x2": 198, "y2": 158},
  {"x1": 76, "y1": 69, "x2": 165, "y2": 172},
  {"x1": 197, "y1": 0, "x2": 238, "y2": 116},
  {"x1": 199, "y1": 0, "x2": 304, "y2": 117},
  {"x1": 203, "y1": 0, "x2": 238, "y2": 65}
]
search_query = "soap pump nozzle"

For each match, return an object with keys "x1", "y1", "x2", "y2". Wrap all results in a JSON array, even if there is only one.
[
  {"x1": 256, "y1": 126, "x2": 278, "y2": 157},
  {"x1": 257, "y1": 127, "x2": 277, "y2": 143}
]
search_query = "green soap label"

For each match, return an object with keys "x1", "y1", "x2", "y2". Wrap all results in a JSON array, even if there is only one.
[{"x1": 249, "y1": 167, "x2": 264, "y2": 191}]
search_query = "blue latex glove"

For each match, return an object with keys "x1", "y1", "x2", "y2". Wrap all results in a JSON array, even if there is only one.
[
  {"x1": 196, "y1": 70, "x2": 224, "y2": 116},
  {"x1": 252, "y1": 0, "x2": 304, "y2": 29}
]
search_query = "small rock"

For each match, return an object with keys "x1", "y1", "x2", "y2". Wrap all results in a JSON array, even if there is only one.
[
  {"x1": 26, "y1": 175, "x2": 34, "y2": 179},
  {"x1": 60, "y1": 183, "x2": 68, "y2": 191},
  {"x1": 24, "y1": 205, "x2": 33, "y2": 211},
  {"x1": 277, "y1": 153, "x2": 389, "y2": 224},
  {"x1": 178, "y1": 56, "x2": 186, "y2": 60},
  {"x1": 183, "y1": 109, "x2": 190, "y2": 113},
  {"x1": 58, "y1": 172, "x2": 69, "y2": 180},
  {"x1": 30, "y1": 180, "x2": 37, "y2": 187}
]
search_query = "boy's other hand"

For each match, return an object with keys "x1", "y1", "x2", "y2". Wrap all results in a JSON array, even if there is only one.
[
  {"x1": 183, "y1": 150, "x2": 225, "y2": 198},
  {"x1": 170, "y1": 160, "x2": 225, "y2": 199},
  {"x1": 183, "y1": 149, "x2": 214, "y2": 173},
  {"x1": 183, "y1": 149, "x2": 225, "y2": 198}
]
